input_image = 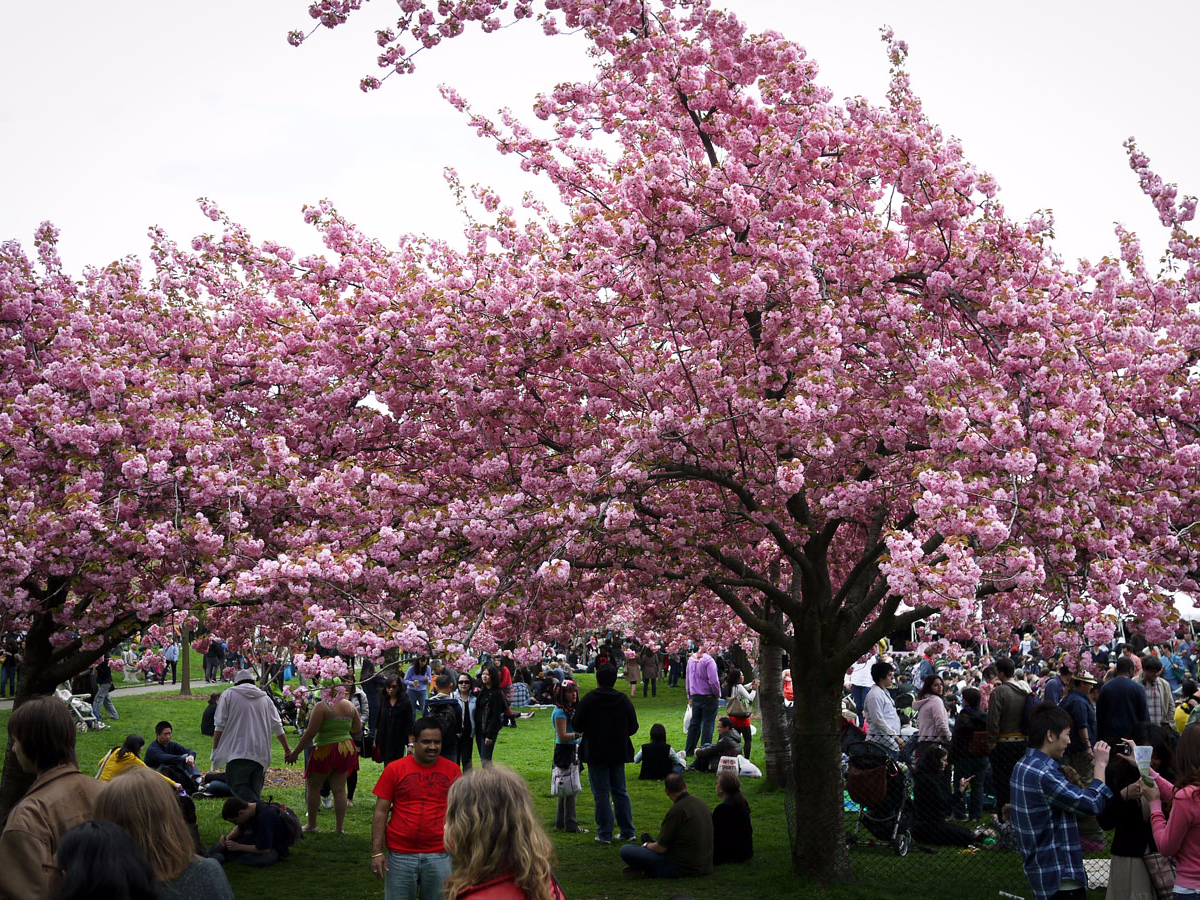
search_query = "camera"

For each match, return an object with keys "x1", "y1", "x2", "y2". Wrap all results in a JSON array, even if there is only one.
[{"x1": 1114, "y1": 743, "x2": 1132, "y2": 755}]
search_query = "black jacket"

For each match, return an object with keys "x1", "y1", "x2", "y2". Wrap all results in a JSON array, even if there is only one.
[
  {"x1": 377, "y1": 695, "x2": 415, "y2": 764},
  {"x1": 950, "y1": 707, "x2": 986, "y2": 760},
  {"x1": 474, "y1": 687, "x2": 505, "y2": 743},
  {"x1": 200, "y1": 702, "x2": 218, "y2": 737},
  {"x1": 572, "y1": 687, "x2": 638, "y2": 765},
  {"x1": 712, "y1": 796, "x2": 753, "y2": 864}
]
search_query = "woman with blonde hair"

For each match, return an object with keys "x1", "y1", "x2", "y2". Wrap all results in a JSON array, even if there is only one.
[
  {"x1": 93, "y1": 767, "x2": 233, "y2": 900},
  {"x1": 443, "y1": 766, "x2": 566, "y2": 900}
]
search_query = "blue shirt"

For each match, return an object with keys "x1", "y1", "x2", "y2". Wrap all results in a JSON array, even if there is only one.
[
  {"x1": 552, "y1": 707, "x2": 579, "y2": 745},
  {"x1": 1010, "y1": 748, "x2": 1112, "y2": 900},
  {"x1": 1058, "y1": 690, "x2": 1097, "y2": 754}
]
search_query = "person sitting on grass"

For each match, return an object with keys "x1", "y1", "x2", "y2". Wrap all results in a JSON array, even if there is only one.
[
  {"x1": 208, "y1": 796, "x2": 291, "y2": 868},
  {"x1": 635, "y1": 723, "x2": 686, "y2": 780},
  {"x1": 201, "y1": 692, "x2": 221, "y2": 737},
  {"x1": 619, "y1": 772, "x2": 713, "y2": 879},
  {"x1": 145, "y1": 721, "x2": 202, "y2": 794},
  {"x1": 911, "y1": 745, "x2": 975, "y2": 847},
  {"x1": 690, "y1": 717, "x2": 742, "y2": 773},
  {"x1": 95, "y1": 734, "x2": 181, "y2": 790},
  {"x1": 94, "y1": 767, "x2": 234, "y2": 900},
  {"x1": 711, "y1": 771, "x2": 753, "y2": 865}
]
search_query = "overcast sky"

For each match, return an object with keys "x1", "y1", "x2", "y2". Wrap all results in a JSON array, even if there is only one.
[{"x1": 2, "y1": 1, "x2": 1196, "y2": 273}]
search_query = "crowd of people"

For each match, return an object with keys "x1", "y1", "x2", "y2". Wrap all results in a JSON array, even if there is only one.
[
  {"x1": 23, "y1": 623, "x2": 1200, "y2": 899},
  {"x1": 0, "y1": 638, "x2": 763, "y2": 900},
  {"x1": 848, "y1": 632, "x2": 1200, "y2": 900}
]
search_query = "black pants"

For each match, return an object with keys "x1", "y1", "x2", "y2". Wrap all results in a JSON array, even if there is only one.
[
  {"x1": 990, "y1": 741, "x2": 1026, "y2": 819},
  {"x1": 1049, "y1": 889, "x2": 1086, "y2": 900},
  {"x1": 643, "y1": 678, "x2": 657, "y2": 697},
  {"x1": 735, "y1": 723, "x2": 752, "y2": 760}
]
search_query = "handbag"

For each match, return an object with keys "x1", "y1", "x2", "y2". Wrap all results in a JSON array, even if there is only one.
[
  {"x1": 726, "y1": 693, "x2": 750, "y2": 717},
  {"x1": 371, "y1": 741, "x2": 383, "y2": 764},
  {"x1": 1143, "y1": 850, "x2": 1176, "y2": 900},
  {"x1": 551, "y1": 743, "x2": 582, "y2": 797}
]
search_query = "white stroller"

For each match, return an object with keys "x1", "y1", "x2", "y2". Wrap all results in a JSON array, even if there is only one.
[{"x1": 55, "y1": 686, "x2": 104, "y2": 732}]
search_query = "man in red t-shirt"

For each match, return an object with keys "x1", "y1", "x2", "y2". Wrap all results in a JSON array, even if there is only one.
[{"x1": 371, "y1": 717, "x2": 462, "y2": 900}]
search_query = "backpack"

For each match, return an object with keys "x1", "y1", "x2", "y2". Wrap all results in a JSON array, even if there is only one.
[
  {"x1": 426, "y1": 696, "x2": 462, "y2": 742},
  {"x1": 262, "y1": 799, "x2": 303, "y2": 847},
  {"x1": 1017, "y1": 687, "x2": 1040, "y2": 736}
]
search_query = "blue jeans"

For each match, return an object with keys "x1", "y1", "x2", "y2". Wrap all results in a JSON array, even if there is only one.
[
  {"x1": 477, "y1": 736, "x2": 496, "y2": 766},
  {"x1": 587, "y1": 762, "x2": 634, "y2": 841},
  {"x1": 92, "y1": 682, "x2": 118, "y2": 721},
  {"x1": 0, "y1": 665, "x2": 16, "y2": 698},
  {"x1": 685, "y1": 694, "x2": 718, "y2": 755},
  {"x1": 384, "y1": 851, "x2": 450, "y2": 900},
  {"x1": 851, "y1": 684, "x2": 870, "y2": 726},
  {"x1": 408, "y1": 688, "x2": 427, "y2": 716},
  {"x1": 619, "y1": 844, "x2": 678, "y2": 877}
]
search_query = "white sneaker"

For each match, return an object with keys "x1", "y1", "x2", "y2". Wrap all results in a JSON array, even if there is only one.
[{"x1": 321, "y1": 795, "x2": 333, "y2": 809}]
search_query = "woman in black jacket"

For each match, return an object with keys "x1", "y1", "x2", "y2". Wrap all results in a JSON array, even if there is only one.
[
  {"x1": 912, "y1": 745, "x2": 974, "y2": 847},
  {"x1": 949, "y1": 686, "x2": 988, "y2": 820},
  {"x1": 473, "y1": 664, "x2": 505, "y2": 767},
  {"x1": 375, "y1": 675, "x2": 414, "y2": 764}
]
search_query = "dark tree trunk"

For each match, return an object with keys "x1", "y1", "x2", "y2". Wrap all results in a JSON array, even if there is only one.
[
  {"x1": 790, "y1": 654, "x2": 851, "y2": 880},
  {"x1": 180, "y1": 626, "x2": 192, "y2": 696},
  {"x1": 758, "y1": 637, "x2": 790, "y2": 787}
]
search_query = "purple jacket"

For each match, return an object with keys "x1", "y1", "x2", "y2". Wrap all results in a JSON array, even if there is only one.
[{"x1": 686, "y1": 653, "x2": 720, "y2": 698}]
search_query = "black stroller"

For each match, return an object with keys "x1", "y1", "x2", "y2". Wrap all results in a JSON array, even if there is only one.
[{"x1": 844, "y1": 740, "x2": 913, "y2": 856}]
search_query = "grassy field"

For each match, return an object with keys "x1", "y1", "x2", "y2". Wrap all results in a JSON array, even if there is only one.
[{"x1": 1, "y1": 675, "x2": 1106, "y2": 900}]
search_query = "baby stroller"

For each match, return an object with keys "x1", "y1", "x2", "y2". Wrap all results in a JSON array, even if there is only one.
[
  {"x1": 844, "y1": 740, "x2": 913, "y2": 856},
  {"x1": 55, "y1": 686, "x2": 103, "y2": 732}
]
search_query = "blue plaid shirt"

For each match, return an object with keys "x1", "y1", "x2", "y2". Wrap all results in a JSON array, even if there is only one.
[{"x1": 1010, "y1": 748, "x2": 1112, "y2": 900}]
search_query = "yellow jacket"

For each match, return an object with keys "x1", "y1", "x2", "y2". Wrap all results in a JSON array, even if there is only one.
[{"x1": 95, "y1": 749, "x2": 177, "y2": 786}]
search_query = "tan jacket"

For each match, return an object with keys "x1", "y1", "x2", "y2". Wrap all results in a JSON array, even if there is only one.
[
  {"x1": 986, "y1": 679, "x2": 1030, "y2": 745},
  {"x1": 0, "y1": 764, "x2": 103, "y2": 900}
]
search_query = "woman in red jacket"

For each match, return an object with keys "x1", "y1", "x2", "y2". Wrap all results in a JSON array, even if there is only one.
[{"x1": 443, "y1": 766, "x2": 566, "y2": 900}]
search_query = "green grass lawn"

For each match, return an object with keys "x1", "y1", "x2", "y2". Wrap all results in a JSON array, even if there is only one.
[{"x1": 2, "y1": 676, "x2": 1105, "y2": 900}]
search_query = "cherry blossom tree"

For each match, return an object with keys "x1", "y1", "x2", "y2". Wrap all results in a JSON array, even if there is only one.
[{"x1": 278, "y1": 0, "x2": 1200, "y2": 876}]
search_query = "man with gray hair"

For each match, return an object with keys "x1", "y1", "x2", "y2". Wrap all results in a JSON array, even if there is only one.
[{"x1": 212, "y1": 669, "x2": 293, "y2": 801}]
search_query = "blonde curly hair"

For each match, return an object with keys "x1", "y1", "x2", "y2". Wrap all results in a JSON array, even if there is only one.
[{"x1": 443, "y1": 766, "x2": 557, "y2": 900}]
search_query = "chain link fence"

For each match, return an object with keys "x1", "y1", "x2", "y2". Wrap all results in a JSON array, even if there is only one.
[{"x1": 780, "y1": 735, "x2": 1111, "y2": 897}]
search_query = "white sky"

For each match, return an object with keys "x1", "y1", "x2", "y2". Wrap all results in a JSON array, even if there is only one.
[{"x1": 2, "y1": 1, "x2": 1196, "y2": 273}]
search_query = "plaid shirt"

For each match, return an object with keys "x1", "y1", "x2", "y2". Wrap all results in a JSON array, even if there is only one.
[
  {"x1": 1140, "y1": 673, "x2": 1174, "y2": 728},
  {"x1": 1010, "y1": 748, "x2": 1112, "y2": 900}
]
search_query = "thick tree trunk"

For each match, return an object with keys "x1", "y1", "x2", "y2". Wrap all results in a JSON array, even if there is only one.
[
  {"x1": 180, "y1": 626, "x2": 192, "y2": 696},
  {"x1": 790, "y1": 657, "x2": 851, "y2": 880},
  {"x1": 758, "y1": 638, "x2": 791, "y2": 787}
]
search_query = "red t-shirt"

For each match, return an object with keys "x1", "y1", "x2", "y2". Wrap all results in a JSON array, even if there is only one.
[{"x1": 372, "y1": 755, "x2": 462, "y2": 854}]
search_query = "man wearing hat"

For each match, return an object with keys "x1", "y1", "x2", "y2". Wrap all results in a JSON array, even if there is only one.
[
  {"x1": 212, "y1": 669, "x2": 293, "y2": 802},
  {"x1": 1059, "y1": 669, "x2": 1106, "y2": 852}
]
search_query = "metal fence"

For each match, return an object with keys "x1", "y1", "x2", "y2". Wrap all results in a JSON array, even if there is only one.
[{"x1": 780, "y1": 735, "x2": 1111, "y2": 898}]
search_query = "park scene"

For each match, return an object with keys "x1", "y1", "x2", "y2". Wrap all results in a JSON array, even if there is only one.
[{"x1": 1, "y1": 1, "x2": 1199, "y2": 899}]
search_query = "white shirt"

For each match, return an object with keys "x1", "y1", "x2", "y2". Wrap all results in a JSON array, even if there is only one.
[
  {"x1": 212, "y1": 682, "x2": 285, "y2": 771},
  {"x1": 849, "y1": 659, "x2": 876, "y2": 688}
]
